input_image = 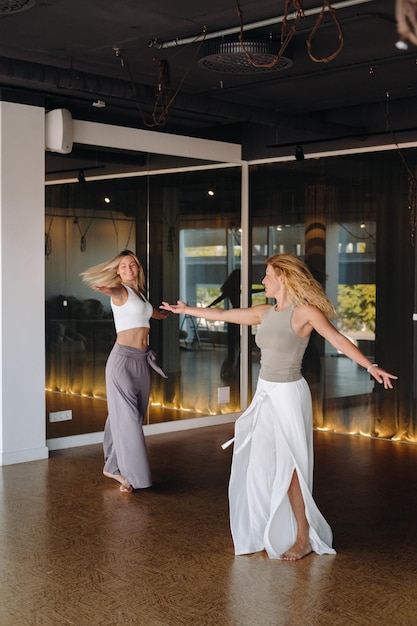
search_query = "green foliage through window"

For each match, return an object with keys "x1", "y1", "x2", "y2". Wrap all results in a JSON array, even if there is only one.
[{"x1": 337, "y1": 284, "x2": 376, "y2": 333}]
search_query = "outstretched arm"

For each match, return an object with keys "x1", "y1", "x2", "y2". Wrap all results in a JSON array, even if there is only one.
[
  {"x1": 305, "y1": 306, "x2": 398, "y2": 389},
  {"x1": 152, "y1": 307, "x2": 170, "y2": 320},
  {"x1": 92, "y1": 284, "x2": 126, "y2": 306},
  {"x1": 92, "y1": 285, "x2": 124, "y2": 297},
  {"x1": 160, "y1": 300, "x2": 269, "y2": 326}
]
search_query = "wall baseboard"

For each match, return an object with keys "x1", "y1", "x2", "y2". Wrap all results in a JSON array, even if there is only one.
[
  {"x1": 0, "y1": 445, "x2": 49, "y2": 465},
  {"x1": 47, "y1": 412, "x2": 239, "y2": 451}
]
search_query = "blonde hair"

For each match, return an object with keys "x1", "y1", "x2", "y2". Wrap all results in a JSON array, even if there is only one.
[
  {"x1": 266, "y1": 253, "x2": 337, "y2": 320},
  {"x1": 81, "y1": 250, "x2": 145, "y2": 291}
]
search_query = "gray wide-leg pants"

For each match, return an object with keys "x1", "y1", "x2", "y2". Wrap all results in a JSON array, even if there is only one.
[{"x1": 103, "y1": 343, "x2": 153, "y2": 489}]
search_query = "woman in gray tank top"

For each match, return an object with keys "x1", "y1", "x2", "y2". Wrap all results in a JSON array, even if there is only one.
[{"x1": 161, "y1": 253, "x2": 397, "y2": 560}]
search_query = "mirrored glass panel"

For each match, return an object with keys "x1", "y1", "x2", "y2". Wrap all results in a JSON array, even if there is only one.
[
  {"x1": 45, "y1": 162, "x2": 242, "y2": 438},
  {"x1": 248, "y1": 155, "x2": 384, "y2": 435}
]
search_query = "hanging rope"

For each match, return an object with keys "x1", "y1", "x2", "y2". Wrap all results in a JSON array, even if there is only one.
[
  {"x1": 306, "y1": 0, "x2": 344, "y2": 63},
  {"x1": 152, "y1": 59, "x2": 171, "y2": 126},
  {"x1": 109, "y1": 210, "x2": 119, "y2": 246},
  {"x1": 162, "y1": 210, "x2": 179, "y2": 257},
  {"x1": 408, "y1": 175, "x2": 417, "y2": 243},
  {"x1": 236, "y1": 0, "x2": 344, "y2": 69},
  {"x1": 45, "y1": 209, "x2": 54, "y2": 258},
  {"x1": 370, "y1": 67, "x2": 417, "y2": 244},
  {"x1": 124, "y1": 218, "x2": 135, "y2": 250},
  {"x1": 72, "y1": 209, "x2": 93, "y2": 252},
  {"x1": 117, "y1": 29, "x2": 207, "y2": 128},
  {"x1": 236, "y1": 0, "x2": 304, "y2": 69},
  {"x1": 150, "y1": 31, "x2": 208, "y2": 127},
  {"x1": 45, "y1": 232, "x2": 52, "y2": 258},
  {"x1": 396, "y1": 0, "x2": 417, "y2": 47}
]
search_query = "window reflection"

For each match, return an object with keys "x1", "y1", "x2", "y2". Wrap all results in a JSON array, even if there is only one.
[
  {"x1": 178, "y1": 226, "x2": 241, "y2": 412},
  {"x1": 249, "y1": 160, "x2": 378, "y2": 434},
  {"x1": 46, "y1": 167, "x2": 242, "y2": 436},
  {"x1": 45, "y1": 149, "x2": 415, "y2": 441}
]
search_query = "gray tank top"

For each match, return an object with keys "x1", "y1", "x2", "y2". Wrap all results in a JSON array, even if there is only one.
[{"x1": 255, "y1": 304, "x2": 309, "y2": 383}]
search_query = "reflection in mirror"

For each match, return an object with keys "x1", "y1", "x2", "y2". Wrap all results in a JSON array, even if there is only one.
[
  {"x1": 45, "y1": 161, "x2": 242, "y2": 438},
  {"x1": 249, "y1": 155, "x2": 385, "y2": 437}
]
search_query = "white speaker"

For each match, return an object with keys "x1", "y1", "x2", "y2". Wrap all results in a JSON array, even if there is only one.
[{"x1": 45, "y1": 108, "x2": 73, "y2": 154}]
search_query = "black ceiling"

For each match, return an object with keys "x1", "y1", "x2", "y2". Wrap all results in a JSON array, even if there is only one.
[{"x1": 1, "y1": 0, "x2": 416, "y2": 178}]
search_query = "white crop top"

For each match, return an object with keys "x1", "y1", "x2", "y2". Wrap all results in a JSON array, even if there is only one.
[{"x1": 111, "y1": 284, "x2": 153, "y2": 332}]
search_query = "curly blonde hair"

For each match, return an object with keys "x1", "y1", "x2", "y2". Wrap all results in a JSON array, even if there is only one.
[
  {"x1": 80, "y1": 250, "x2": 145, "y2": 291},
  {"x1": 266, "y1": 253, "x2": 337, "y2": 320}
]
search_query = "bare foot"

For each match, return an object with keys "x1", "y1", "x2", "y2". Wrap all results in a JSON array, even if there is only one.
[
  {"x1": 280, "y1": 540, "x2": 312, "y2": 561},
  {"x1": 103, "y1": 470, "x2": 133, "y2": 493}
]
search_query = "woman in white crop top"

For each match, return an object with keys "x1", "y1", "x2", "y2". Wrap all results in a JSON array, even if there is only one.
[
  {"x1": 161, "y1": 253, "x2": 397, "y2": 561},
  {"x1": 82, "y1": 250, "x2": 168, "y2": 493}
]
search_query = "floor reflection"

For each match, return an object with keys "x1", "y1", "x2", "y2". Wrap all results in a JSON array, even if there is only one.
[{"x1": 227, "y1": 552, "x2": 337, "y2": 625}]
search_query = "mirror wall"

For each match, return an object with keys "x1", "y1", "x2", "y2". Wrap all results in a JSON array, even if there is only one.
[{"x1": 45, "y1": 146, "x2": 416, "y2": 441}]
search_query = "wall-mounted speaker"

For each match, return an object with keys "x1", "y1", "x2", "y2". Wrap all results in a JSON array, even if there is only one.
[{"x1": 45, "y1": 108, "x2": 73, "y2": 154}]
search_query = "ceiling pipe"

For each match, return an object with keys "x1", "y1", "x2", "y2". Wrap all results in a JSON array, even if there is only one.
[{"x1": 148, "y1": 0, "x2": 376, "y2": 49}]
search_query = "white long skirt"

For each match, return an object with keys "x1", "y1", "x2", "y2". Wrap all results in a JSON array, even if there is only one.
[{"x1": 227, "y1": 376, "x2": 336, "y2": 559}]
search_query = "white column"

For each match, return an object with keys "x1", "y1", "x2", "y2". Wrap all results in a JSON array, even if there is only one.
[
  {"x1": 240, "y1": 161, "x2": 249, "y2": 410},
  {"x1": 0, "y1": 101, "x2": 48, "y2": 464}
]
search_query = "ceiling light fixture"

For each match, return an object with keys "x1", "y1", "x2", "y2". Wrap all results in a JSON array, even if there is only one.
[
  {"x1": 0, "y1": 0, "x2": 35, "y2": 14},
  {"x1": 199, "y1": 38, "x2": 292, "y2": 74}
]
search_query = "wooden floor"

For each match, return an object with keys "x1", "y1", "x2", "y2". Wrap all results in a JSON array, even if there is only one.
[{"x1": 2, "y1": 424, "x2": 417, "y2": 625}]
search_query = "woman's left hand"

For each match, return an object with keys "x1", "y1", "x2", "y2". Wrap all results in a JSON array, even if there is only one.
[{"x1": 368, "y1": 365, "x2": 398, "y2": 389}]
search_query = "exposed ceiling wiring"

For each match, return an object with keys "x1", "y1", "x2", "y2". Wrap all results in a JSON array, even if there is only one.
[{"x1": 114, "y1": 30, "x2": 208, "y2": 127}]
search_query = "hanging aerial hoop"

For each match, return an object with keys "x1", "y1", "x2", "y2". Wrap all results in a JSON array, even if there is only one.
[{"x1": 306, "y1": 0, "x2": 344, "y2": 63}]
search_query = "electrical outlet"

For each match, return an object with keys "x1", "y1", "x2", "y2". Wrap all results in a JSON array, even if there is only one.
[
  {"x1": 49, "y1": 410, "x2": 72, "y2": 422},
  {"x1": 217, "y1": 386, "x2": 230, "y2": 404}
]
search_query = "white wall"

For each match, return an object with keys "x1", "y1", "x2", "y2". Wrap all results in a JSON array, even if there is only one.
[{"x1": 0, "y1": 101, "x2": 48, "y2": 464}]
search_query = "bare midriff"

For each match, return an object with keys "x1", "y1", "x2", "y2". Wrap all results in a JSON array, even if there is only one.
[{"x1": 116, "y1": 326, "x2": 150, "y2": 349}]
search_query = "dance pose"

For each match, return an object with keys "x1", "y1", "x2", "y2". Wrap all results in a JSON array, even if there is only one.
[
  {"x1": 161, "y1": 253, "x2": 397, "y2": 559},
  {"x1": 82, "y1": 250, "x2": 168, "y2": 493}
]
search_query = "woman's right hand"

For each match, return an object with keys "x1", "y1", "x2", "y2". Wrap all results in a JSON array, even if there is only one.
[{"x1": 160, "y1": 300, "x2": 187, "y2": 315}]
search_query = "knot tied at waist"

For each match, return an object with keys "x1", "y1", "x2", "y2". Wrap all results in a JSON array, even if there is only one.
[
  {"x1": 221, "y1": 388, "x2": 270, "y2": 453},
  {"x1": 147, "y1": 349, "x2": 168, "y2": 378},
  {"x1": 112, "y1": 343, "x2": 167, "y2": 378}
]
